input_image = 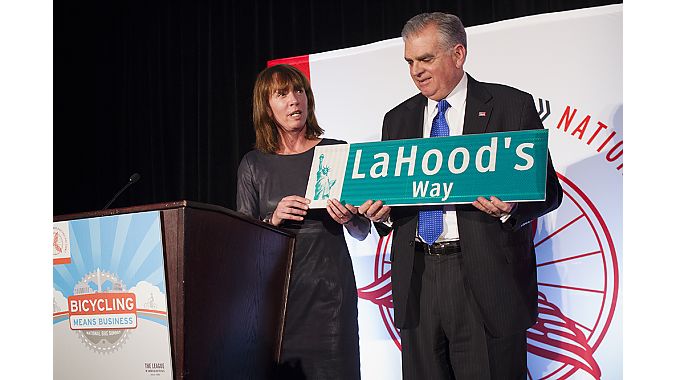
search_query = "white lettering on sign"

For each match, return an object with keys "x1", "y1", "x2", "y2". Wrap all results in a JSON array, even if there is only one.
[
  {"x1": 352, "y1": 149, "x2": 366, "y2": 179},
  {"x1": 412, "y1": 181, "x2": 454, "y2": 201},
  {"x1": 394, "y1": 146, "x2": 417, "y2": 177},
  {"x1": 476, "y1": 137, "x2": 498, "y2": 173},
  {"x1": 348, "y1": 136, "x2": 540, "y2": 179},
  {"x1": 421, "y1": 149, "x2": 443, "y2": 175},
  {"x1": 448, "y1": 147, "x2": 470, "y2": 174},
  {"x1": 370, "y1": 153, "x2": 389, "y2": 178},
  {"x1": 514, "y1": 143, "x2": 535, "y2": 170}
]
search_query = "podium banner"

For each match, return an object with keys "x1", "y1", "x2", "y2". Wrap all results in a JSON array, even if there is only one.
[
  {"x1": 306, "y1": 130, "x2": 549, "y2": 208},
  {"x1": 53, "y1": 211, "x2": 173, "y2": 380}
]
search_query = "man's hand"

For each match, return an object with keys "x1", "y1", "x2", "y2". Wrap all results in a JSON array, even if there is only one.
[
  {"x1": 472, "y1": 196, "x2": 515, "y2": 218},
  {"x1": 326, "y1": 199, "x2": 358, "y2": 225},
  {"x1": 357, "y1": 200, "x2": 391, "y2": 223}
]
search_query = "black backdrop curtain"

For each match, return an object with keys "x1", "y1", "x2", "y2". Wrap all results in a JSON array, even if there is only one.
[{"x1": 54, "y1": 0, "x2": 621, "y2": 215}]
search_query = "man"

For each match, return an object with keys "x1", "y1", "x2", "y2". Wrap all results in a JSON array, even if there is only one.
[{"x1": 359, "y1": 12, "x2": 563, "y2": 379}]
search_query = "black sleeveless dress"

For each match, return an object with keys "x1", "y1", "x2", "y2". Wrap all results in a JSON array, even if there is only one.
[{"x1": 236, "y1": 138, "x2": 360, "y2": 379}]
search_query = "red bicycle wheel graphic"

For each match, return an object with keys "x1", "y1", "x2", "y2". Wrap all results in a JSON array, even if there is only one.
[
  {"x1": 358, "y1": 173, "x2": 619, "y2": 380},
  {"x1": 527, "y1": 173, "x2": 619, "y2": 379}
]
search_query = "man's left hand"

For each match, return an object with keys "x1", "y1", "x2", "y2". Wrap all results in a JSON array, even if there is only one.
[
  {"x1": 358, "y1": 200, "x2": 391, "y2": 223},
  {"x1": 472, "y1": 196, "x2": 515, "y2": 218},
  {"x1": 327, "y1": 198, "x2": 358, "y2": 225}
]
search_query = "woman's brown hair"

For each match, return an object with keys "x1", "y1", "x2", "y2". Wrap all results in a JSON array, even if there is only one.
[{"x1": 252, "y1": 64, "x2": 323, "y2": 153}]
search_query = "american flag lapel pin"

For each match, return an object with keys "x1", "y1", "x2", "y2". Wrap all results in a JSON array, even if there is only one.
[{"x1": 478, "y1": 111, "x2": 487, "y2": 117}]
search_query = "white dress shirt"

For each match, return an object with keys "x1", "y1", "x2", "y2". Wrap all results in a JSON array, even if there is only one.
[{"x1": 416, "y1": 72, "x2": 468, "y2": 242}]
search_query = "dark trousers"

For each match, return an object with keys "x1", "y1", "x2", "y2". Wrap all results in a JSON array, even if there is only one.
[{"x1": 400, "y1": 252, "x2": 527, "y2": 380}]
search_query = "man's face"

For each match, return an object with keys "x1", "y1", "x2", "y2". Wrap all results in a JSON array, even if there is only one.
[{"x1": 404, "y1": 24, "x2": 465, "y2": 101}]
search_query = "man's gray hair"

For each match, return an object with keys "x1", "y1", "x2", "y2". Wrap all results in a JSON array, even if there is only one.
[{"x1": 401, "y1": 12, "x2": 467, "y2": 51}]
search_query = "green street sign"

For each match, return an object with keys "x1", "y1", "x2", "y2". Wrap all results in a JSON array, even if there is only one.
[{"x1": 305, "y1": 129, "x2": 550, "y2": 208}]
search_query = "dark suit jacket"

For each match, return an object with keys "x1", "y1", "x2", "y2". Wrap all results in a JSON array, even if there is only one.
[{"x1": 381, "y1": 74, "x2": 563, "y2": 337}]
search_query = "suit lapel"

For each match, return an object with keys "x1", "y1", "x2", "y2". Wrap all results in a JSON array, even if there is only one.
[
  {"x1": 400, "y1": 94, "x2": 427, "y2": 139},
  {"x1": 463, "y1": 74, "x2": 493, "y2": 135}
]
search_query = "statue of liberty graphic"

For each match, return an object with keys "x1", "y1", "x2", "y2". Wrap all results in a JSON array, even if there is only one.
[{"x1": 314, "y1": 154, "x2": 336, "y2": 200}]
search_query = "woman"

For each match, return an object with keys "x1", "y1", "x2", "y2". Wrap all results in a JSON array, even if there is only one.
[{"x1": 236, "y1": 64, "x2": 368, "y2": 379}]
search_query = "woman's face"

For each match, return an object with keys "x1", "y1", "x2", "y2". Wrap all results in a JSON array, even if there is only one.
[{"x1": 268, "y1": 85, "x2": 308, "y2": 134}]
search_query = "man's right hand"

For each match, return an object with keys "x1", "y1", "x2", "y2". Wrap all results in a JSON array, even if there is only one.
[
  {"x1": 270, "y1": 195, "x2": 310, "y2": 226},
  {"x1": 358, "y1": 200, "x2": 391, "y2": 223}
]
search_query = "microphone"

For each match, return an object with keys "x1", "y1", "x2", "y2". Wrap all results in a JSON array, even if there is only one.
[{"x1": 102, "y1": 173, "x2": 141, "y2": 210}]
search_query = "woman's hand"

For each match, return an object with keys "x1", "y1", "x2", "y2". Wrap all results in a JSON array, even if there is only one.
[{"x1": 270, "y1": 195, "x2": 310, "y2": 226}]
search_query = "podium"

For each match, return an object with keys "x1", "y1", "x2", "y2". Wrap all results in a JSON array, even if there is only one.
[{"x1": 54, "y1": 201, "x2": 295, "y2": 379}]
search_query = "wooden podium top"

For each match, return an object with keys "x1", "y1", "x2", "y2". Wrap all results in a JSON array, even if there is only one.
[{"x1": 53, "y1": 200, "x2": 293, "y2": 237}]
